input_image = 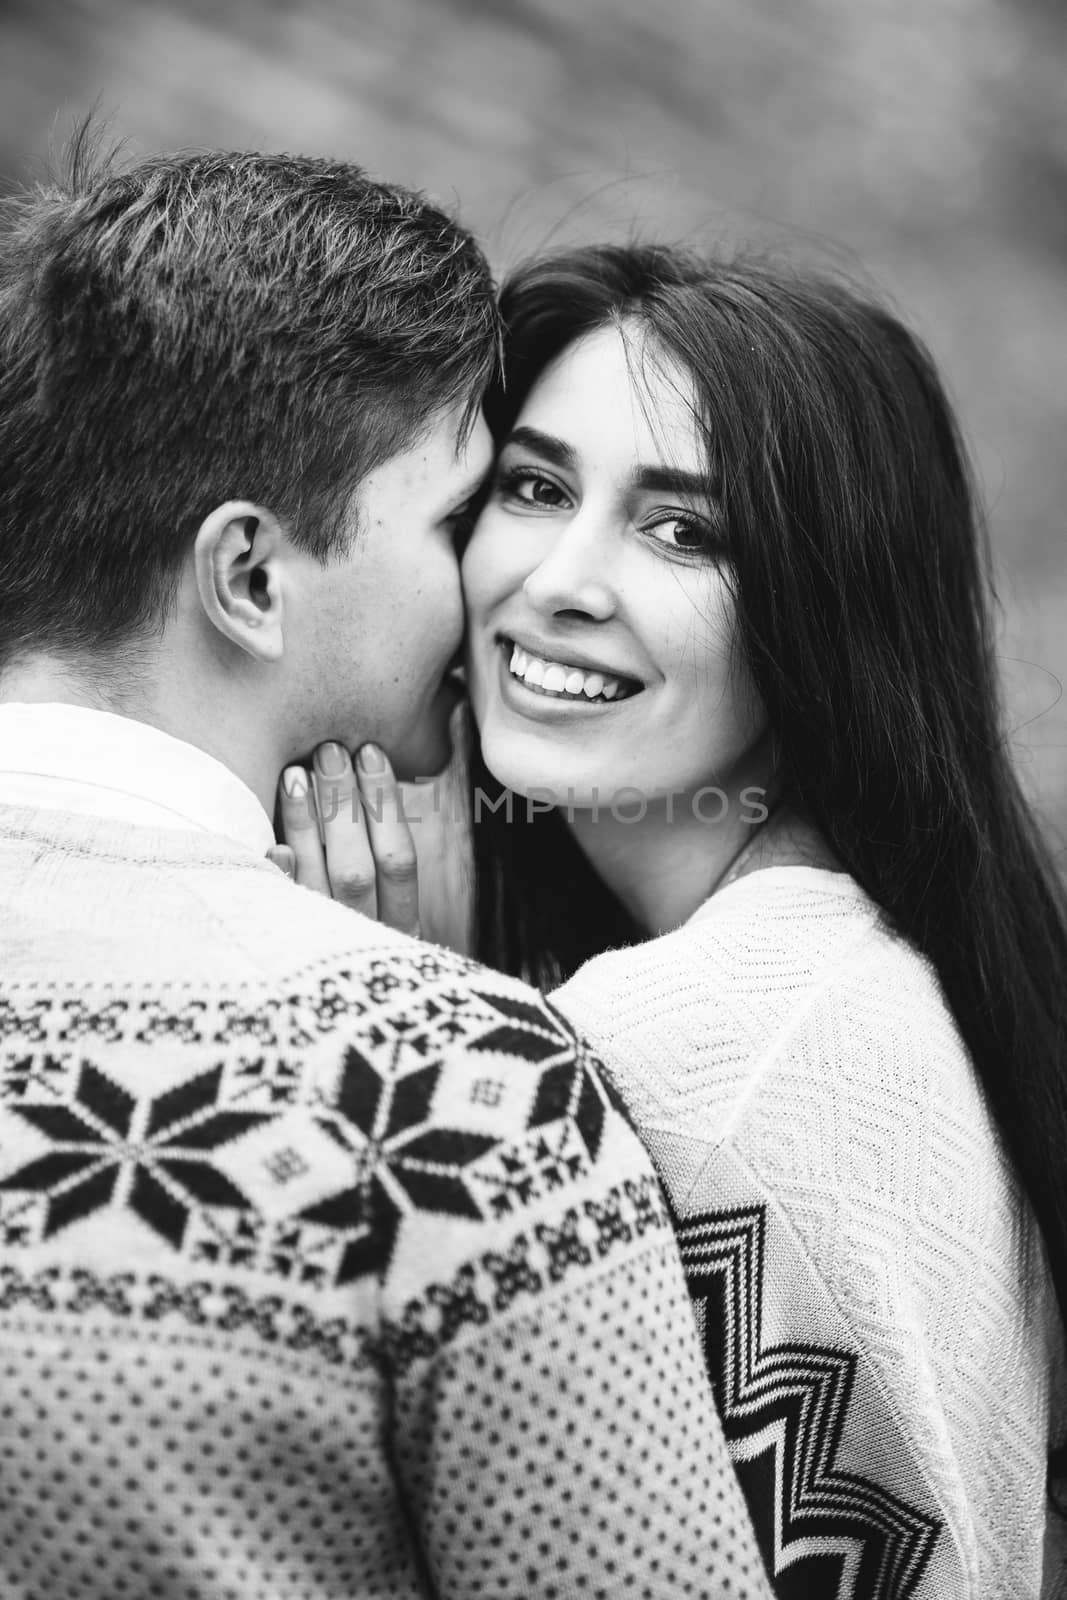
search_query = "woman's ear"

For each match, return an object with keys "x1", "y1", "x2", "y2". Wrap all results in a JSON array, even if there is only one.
[{"x1": 193, "y1": 500, "x2": 286, "y2": 663}]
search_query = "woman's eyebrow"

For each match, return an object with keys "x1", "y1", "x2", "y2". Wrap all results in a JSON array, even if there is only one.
[
  {"x1": 633, "y1": 465, "x2": 708, "y2": 497},
  {"x1": 503, "y1": 426, "x2": 576, "y2": 471},
  {"x1": 503, "y1": 429, "x2": 709, "y2": 500}
]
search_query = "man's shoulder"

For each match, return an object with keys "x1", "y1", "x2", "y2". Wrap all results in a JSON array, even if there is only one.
[
  {"x1": 186, "y1": 859, "x2": 578, "y2": 1040},
  {"x1": 0, "y1": 914, "x2": 667, "y2": 1369},
  {"x1": 300, "y1": 947, "x2": 666, "y2": 1333}
]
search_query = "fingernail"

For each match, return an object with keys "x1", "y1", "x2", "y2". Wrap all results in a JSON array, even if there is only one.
[
  {"x1": 315, "y1": 742, "x2": 348, "y2": 776},
  {"x1": 358, "y1": 743, "x2": 387, "y2": 774},
  {"x1": 277, "y1": 853, "x2": 294, "y2": 878},
  {"x1": 282, "y1": 766, "x2": 308, "y2": 798}
]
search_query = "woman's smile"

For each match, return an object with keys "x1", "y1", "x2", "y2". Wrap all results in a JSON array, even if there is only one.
[
  {"x1": 500, "y1": 634, "x2": 643, "y2": 703},
  {"x1": 490, "y1": 638, "x2": 642, "y2": 726}
]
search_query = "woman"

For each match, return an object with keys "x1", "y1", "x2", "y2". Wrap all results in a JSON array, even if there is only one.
[{"x1": 279, "y1": 246, "x2": 1067, "y2": 1596}]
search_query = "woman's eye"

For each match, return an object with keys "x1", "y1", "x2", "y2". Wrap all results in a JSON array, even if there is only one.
[
  {"x1": 644, "y1": 512, "x2": 718, "y2": 554},
  {"x1": 496, "y1": 467, "x2": 568, "y2": 510}
]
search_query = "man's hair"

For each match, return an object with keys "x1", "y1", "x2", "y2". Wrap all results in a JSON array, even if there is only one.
[{"x1": 0, "y1": 126, "x2": 500, "y2": 664}]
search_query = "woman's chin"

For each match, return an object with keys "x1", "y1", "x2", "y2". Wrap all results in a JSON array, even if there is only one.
[{"x1": 475, "y1": 746, "x2": 596, "y2": 812}]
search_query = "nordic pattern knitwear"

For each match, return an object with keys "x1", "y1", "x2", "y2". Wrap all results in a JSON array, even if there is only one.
[
  {"x1": 555, "y1": 865, "x2": 1066, "y2": 1600},
  {"x1": 0, "y1": 805, "x2": 773, "y2": 1600}
]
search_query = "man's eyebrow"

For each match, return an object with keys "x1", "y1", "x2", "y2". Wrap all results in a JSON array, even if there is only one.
[{"x1": 502, "y1": 427, "x2": 577, "y2": 472}]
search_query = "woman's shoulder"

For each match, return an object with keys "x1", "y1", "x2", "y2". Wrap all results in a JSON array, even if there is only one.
[
  {"x1": 555, "y1": 861, "x2": 968, "y2": 1132},
  {"x1": 691, "y1": 860, "x2": 875, "y2": 927},
  {"x1": 560, "y1": 863, "x2": 896, "y2": 1017}
]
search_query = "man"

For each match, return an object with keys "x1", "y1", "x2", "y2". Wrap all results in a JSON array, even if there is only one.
[{"x1": 0, "y1": 138, "x2": 771, "y2": 1597}]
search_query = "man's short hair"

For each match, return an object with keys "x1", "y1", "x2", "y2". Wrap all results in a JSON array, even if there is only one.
[{"x1": 0, "y1": 126, "x2": 500, "y2": 664}]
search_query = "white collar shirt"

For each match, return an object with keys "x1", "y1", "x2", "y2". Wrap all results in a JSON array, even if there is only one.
[{"x1": 0, "y1": 703, "x2": 275, "y2": 857}]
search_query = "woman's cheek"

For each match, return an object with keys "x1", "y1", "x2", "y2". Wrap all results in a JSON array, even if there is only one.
[
  {"x1": 463, "y1": 508, "x2": 538, "y2": 603},
  {"x1": 459, "y1": 528, "x2": 490, "y2": 614}
]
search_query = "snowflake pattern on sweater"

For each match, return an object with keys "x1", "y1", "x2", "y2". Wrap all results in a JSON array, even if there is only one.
[
  {"x1": 0, "y1": 967, "x2": 618, "y2": 1300},
  {"x1": 0, "y1": 806, "x2": 773, "y2": 1600}
]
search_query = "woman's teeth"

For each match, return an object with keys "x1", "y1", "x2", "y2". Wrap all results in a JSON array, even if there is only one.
[{"x1": 507, "y1": 642, "x2": 628, "y2": 702}]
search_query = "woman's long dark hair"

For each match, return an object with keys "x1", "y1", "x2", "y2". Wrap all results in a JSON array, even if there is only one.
[{"x1": 469, "y1": 244, "x2": 1067, "y2": 1475}]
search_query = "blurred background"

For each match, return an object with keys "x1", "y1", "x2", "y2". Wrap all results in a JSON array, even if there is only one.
[{"x1": 2, "y1": 0, "x2": 1065, "y2": 843}]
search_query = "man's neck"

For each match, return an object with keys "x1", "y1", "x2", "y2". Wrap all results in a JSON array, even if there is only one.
[
  {"x1": 0, "y1": 651, "x2": 284, "y2": 823},
  {"x1": 0, "y1": 655, "x2": 120, "y2": 714}
]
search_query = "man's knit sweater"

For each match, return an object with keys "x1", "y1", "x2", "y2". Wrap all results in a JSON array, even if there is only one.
[
  {"x1": 555, "y1": 865, "x2": 1066, "y2": 1599},
  {"x1": 0, "y1": 804, "x2": 772, "y2": 1600}
]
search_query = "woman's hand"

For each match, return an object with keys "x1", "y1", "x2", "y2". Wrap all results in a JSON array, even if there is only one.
[{"x1": 269, "y1": 740, "x2": 421, "y2": 936}]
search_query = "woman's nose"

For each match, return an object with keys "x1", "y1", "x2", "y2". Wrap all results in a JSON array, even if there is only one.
[{"x1": 521, "y1": 518, "x2": 617, "y2": 621}]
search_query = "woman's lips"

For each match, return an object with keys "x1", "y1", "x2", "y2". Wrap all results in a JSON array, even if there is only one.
[
  {"x1": 499, "y1": 635, "x2": 641, "y2": 704},
  {"x1": 493, "y1": 636, "x2": 643, "y2": 716}
]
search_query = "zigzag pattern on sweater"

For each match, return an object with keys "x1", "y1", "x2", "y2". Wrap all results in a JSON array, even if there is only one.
[{"x1": 676, "y1": 1203, "x2": 941, "y2": 1600}]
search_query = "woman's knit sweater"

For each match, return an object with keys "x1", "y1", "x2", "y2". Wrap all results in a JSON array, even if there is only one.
[{"x1": 555, "y1": 865, "x2": 1066, "y2": 1599}]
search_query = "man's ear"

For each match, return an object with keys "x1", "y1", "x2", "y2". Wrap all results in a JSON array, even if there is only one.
[{"x1": 192, "y1": 500, "x2": 286, "y2": 663}]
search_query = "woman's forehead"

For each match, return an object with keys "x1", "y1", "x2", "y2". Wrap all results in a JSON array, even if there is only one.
[{"x1": 518, "y1": 324, "x2": 705, "y2": 476}]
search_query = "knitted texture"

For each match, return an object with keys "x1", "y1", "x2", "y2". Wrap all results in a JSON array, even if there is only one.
[
  {"x1": 0, "y1": 805, "x2": 772, "y2": 1600},
  {"x1": 555, "y1": 866, "x2": 1065, "y2": 1600}
]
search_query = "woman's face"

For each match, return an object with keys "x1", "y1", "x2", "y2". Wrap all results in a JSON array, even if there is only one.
[{"x1": 462, "y1": 323, "x2": 767, "y2": 810}]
